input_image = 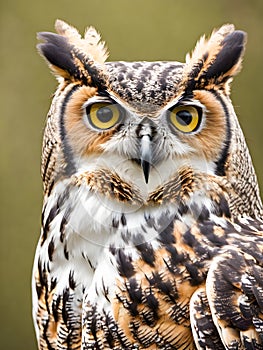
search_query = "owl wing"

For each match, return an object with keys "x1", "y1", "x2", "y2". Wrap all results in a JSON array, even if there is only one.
[
  {"x1": 190, "y1": 287, "x2": 226, "y2": 350},
  {"x1": 191, "y1": 236, "x2": 263, "y2": 350},
  {"x1": 33, "y1": 255, "x2": 83, "y2": 349}
]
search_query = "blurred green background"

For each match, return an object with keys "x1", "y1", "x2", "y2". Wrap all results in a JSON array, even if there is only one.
[{"x1": 0, "y1": 0, "x2": 262, "y2": 349}]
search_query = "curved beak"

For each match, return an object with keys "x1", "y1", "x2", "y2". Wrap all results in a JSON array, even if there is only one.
[
  {"x1": 140, "y1": 134, "x2": 152, "y2": 184},
  {"x1": 138, "y1": 119, "x2": 154, "y2": 184}
]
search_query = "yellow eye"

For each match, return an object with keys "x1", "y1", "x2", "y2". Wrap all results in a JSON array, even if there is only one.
[
  {"x1": 168, "y1": 105, "x2": 201, "y2": 133},
  {"x1": 86, "y1": 102, "x2": 122, "y2": 130}
]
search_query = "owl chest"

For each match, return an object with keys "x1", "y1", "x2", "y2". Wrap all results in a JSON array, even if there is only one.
[
  {"x1": 39, "y1": 180, "x2": 215, "y2": 302},
  {"x1": 36, "y1": 181, "x2": 222, "y2": 349},
  {"x1": 40, "y1": 183, "x2": 172, "y2": 289}
]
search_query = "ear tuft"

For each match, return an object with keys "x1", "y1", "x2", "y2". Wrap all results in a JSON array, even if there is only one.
[
  {"x1": 37, "y1": 20, "x2": 109, "y2": 82},
  {"x1": 37, "y1": 32, "x2": 76, "y2": 79},
  {"x1": 55, "y1": 19, "x2": 108, "y2": 64},
  {"x1": 205, "y1": 30, "x2": 246, "y2": 80},
  {"x1": 184, "y1": 24, "x2": 247, "y2": 93},
  {"x1": 186, "y1": 24, "x2": 235, "y2": 65},
  {"x1": 55, "y1": 19, "x2": 81, "y2": 40}
]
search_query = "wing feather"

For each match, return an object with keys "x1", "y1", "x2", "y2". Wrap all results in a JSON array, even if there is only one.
[{"x1": 206, "y1": 247, "x2": 263, "y2": 349}]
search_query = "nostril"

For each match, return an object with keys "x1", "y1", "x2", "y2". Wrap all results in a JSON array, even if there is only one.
[
  {"x1": 136, "y1": 117, "x2": 156, "y2": 140},
  {"x1": 139, "y1": 128, "x2": 153, "y2": 140}
]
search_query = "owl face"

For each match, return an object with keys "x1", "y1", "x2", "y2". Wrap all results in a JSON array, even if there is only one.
[
  {"x1": 38, "y1": 20, "x2": 263, "y2": 218},
  {"x1": 63, "y1": 65, "x2": 226, "y2": 189}
]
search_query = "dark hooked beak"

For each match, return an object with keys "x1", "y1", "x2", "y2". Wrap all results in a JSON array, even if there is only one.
[
  {"x1": 138, "y1": 119, "x2": 154, "y2": 184},
  {"x1": 140, "y1": 134, "x2": 152, "y2": 184}
]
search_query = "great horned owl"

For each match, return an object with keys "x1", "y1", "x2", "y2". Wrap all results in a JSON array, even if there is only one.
[{"x1": 32, "y1": 20, "x2": 263, "y2": 349}]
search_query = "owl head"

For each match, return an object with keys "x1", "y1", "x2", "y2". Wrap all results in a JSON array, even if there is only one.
[{"x1": 38, "y1": 20, "x2": 262, "y2": 218}]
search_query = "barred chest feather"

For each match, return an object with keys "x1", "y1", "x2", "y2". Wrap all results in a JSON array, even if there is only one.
[{"x1": 33, "y1": 168, "x2": 263, "y2": 350}]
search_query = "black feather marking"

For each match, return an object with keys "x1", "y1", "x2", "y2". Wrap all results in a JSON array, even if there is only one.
[
  {"x1": 64, "y1": 244, "x2": 69, "y2": 260},
  {"x1": 133, "y1": 234, "x2": 155, "y2": 266},
  {"x1": 37, "y1": 258, "x2": 46, "y2": 288},
  {"x1": 199, "y1": 222, "x2": 227, "y2": 246},
  {"x1": 178, "y1": 202, "x2": 189, "y2": 216},
  {"x1": 37, "y1": 33, "x2": 77, "y2": 75},
  {"x1": 136, "y1": 81, "x2": 144, "y2": 93},
  {"x1": 103, "y1": 313, "x2": 115, "y2": 347},
  {"x1": 121, "y1": 299, "x2": 139, "y2": 317},
  {"x1": 121, "y1": 213, "x2": 127, "y2": 226},
  {"x1": 158, "y1": 222, "x2": 176, "y2": 246},
  {"x1": 62, "y1": 287, "x2": 70, "y2": 324},
  {"x1": 41, "y1": 202, "x2": 60, "y2": 245},
  {"x1": 48, "y1": 238, "x2": 55, "y2": 261},
  {"x1": 197, "y1": 205, "x2": 210, "y2": 221},
  {"x1": 57, "y1": 187, "x2": 70, "y2": 207},
  {"x1": 166, "y1": 245, "x2": 186, "y2": 266},
  {"x1": 145, "y1": 291, "x2": 159, "y2": 315},
  {"x1": 36, "y1": 258, "x2": 46, "y2": 299},
  {"x1": 183, "y1": 229, "x2": 198, "y2": 248},
  {"x1": 46, "y1": 202, "x2": 59, "y2": 225},
  {"x1": 59, "y1": 84, "x2": 81, "y2": 176},
  {"x1": 185, "y1": 31, "x2": 245, "y2": 93},
  {"x1": 52, "y1": 294, "x2": 60, "y2": 323},
  {"x1": 212, "y1": 91, "x2": 231, "y2": 176},
  {"x1": 90, "y1": 305, "x2": 98, "y2": 341},
  {"x1": 144, "y1": 213, "x2": 156, "y2": 228},
  {"x1": 50, "y1": 277, "x2": 57, "y2": 291},
  {"x1": 42, "y1": 145, "x2": 54, "y2": 185},
  {"x1": 38, "y1": 32, "x2": 108, "y2": 91},
  {"x1": 102, "y1": 311, "x2": 133, "y2": 348},
  {"x1": 185, "y1": 262, "x2": 204, "y2": 286},
  {"x1": 205, "y1": 31, "x2": 246, "y2": 80},
  {"x1": 242, "y1": 337, "x2": 261, "y2": 350},
  {"x1": 157, "y1": 211, "x2": 176, "y2": 246},
  {"x1": 218, "y1": 194, "x2": 231, "y2": 218},
  {"x1": 127, "y1": 278, "x2": 143, "y2": 303},
  {"x1": 109, "y1": 244, "x2": 116, "y2": 256},
  {"x1": 69, "y1": 270, "x2": 76, "y2": 290},
  {"x1": 42, "y1": 189, "x2": 69, "y2": 245},
  {"x1": 150, "y1": 272, "x2": 177, "y2": 301},
  {"x1": 112, "y1": 217, "x2": 119, "y2": 228},
  {"x1": 47, "y1": 180, "x2": 54, "y2": 197},
  {"x1": 59, "y1": 215, "x2": 68, "y2": 243},
  {"x1": 185, "y1": 59, "x2": 205, "y2": 93},
  {"x1": 115, "y1": 249, "x2": 135, "y2": 278},
  {"x1": 73, "y1": 49, "x2": 107, "y2": 89}
]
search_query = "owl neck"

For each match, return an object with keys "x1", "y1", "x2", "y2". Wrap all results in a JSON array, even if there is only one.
[
  {"x1": 68, "y1": 165, "x2": 233, "y2": 224},
  {"x1": 226, "y1": 113, "x2": 263, "y2": 219}
]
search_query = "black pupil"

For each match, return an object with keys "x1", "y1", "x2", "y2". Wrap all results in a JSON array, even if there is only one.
[
  {"x1": 97, "y1": 106, "x2": 114, "y2": 123},
  {"x1": 176, "y1": 110, "x2": 193, "y2": 125}
]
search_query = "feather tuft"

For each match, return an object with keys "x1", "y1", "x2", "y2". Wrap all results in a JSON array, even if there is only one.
[
  {"x1": 183, "y1": 24, "x2": 246, "y2": 93},
  {"x1": 55, "y1": 19, "x2": 109, "y2": 64},
  {"x1": 186, "y1": 24, "x2": 235, "y2": 64}
]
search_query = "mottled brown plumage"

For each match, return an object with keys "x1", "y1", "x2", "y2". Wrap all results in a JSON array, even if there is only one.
[{"x1": 33, "y1": 20, "x2": 263, "y2": 350}]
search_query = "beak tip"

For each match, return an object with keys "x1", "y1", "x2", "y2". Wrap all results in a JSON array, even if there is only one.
[
  {"x1": 140, "y1": 132, "x2": 152, "y2": 184},
  {"x1": 141, "y1": 160, "x2": 150, "y2": 184}
]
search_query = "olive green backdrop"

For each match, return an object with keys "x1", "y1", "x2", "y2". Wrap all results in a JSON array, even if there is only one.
[{"x1": 1, "y1": 0, "x2": 262, "y2": 349}]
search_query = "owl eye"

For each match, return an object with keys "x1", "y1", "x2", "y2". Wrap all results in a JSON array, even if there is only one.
[
  {"x1": 86, "y1": 102, "x2": 123, "y2": 130},
  {"x1": 168, "y1": 105, "x2": 202, "y2": 133}
]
